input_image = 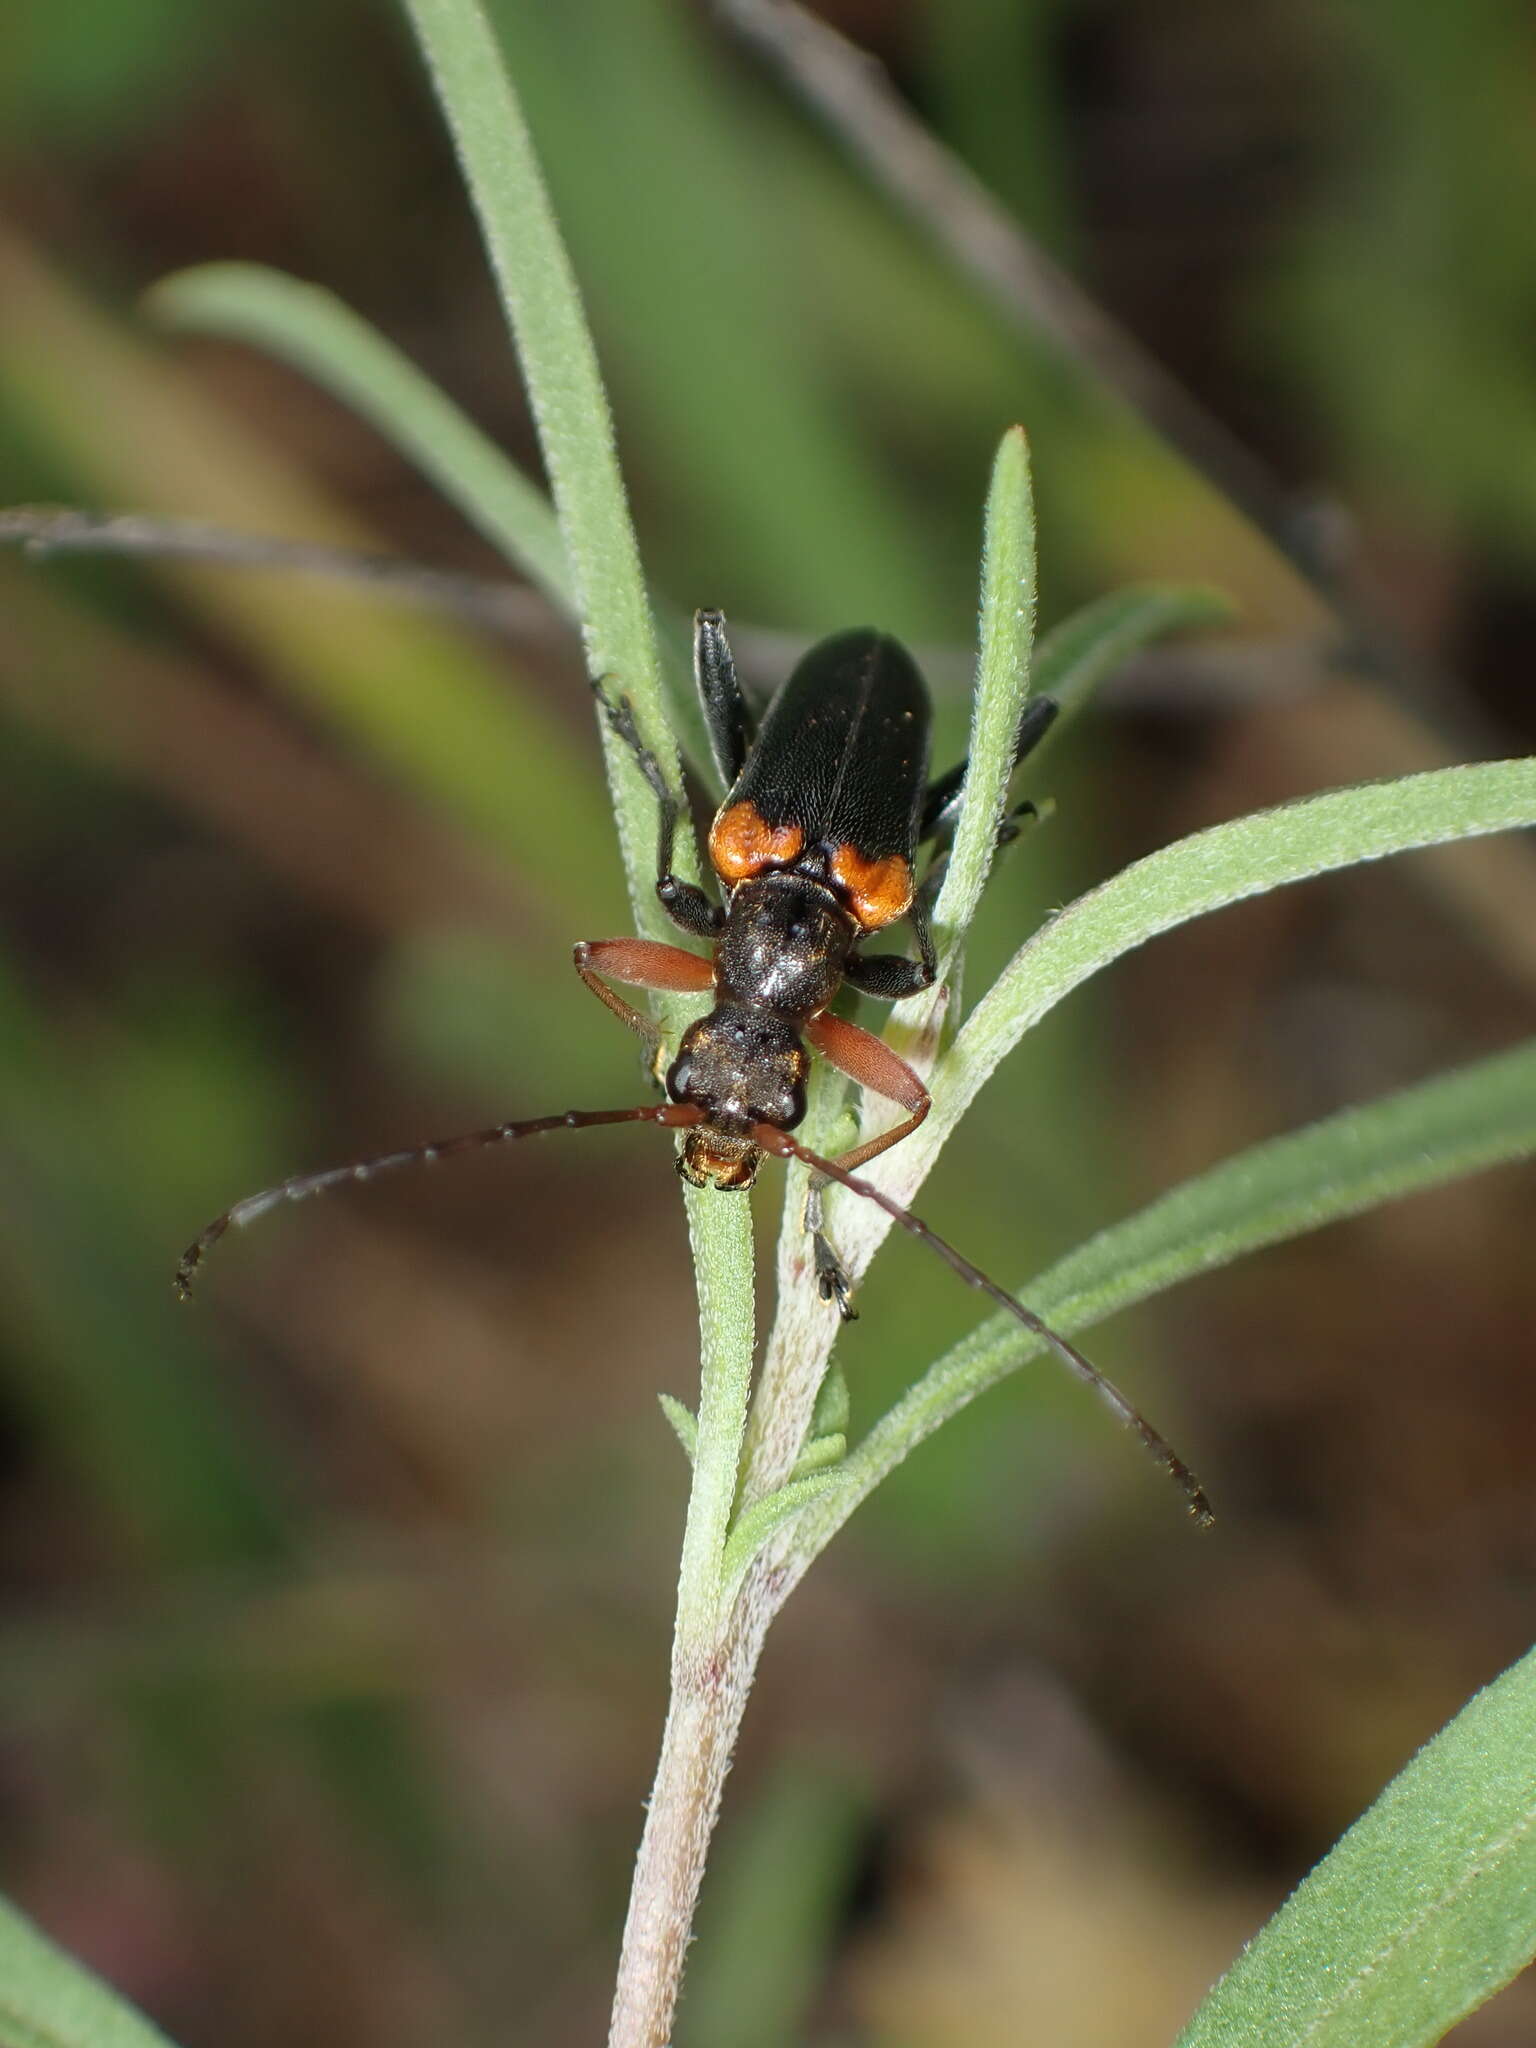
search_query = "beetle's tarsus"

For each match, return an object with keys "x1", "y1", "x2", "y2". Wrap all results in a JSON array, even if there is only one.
[{"x1": 813, "y1": 1233, "x2": 858, "y2": 1321}]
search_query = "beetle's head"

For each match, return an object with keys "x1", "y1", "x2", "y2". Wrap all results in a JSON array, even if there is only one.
[{"x1": 665, "y1": 1005, "x2": 809, "y2": 1190}]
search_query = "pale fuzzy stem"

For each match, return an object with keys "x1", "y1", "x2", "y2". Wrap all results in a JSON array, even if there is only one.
[
  {"x1": 740, "y1": 1156, "x2": 840, "y2": 1507},
  {"x1": 607, "y1": 1187, "x2": 760, "y2": 2045},
  {"x1": 608, "y1": 1616, "x2": 771, "y2": 2048}
]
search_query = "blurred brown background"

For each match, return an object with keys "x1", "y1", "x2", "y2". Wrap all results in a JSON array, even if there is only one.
[{"x1": 3, "y1": 1, "x2": 1536, "y2": 2042}]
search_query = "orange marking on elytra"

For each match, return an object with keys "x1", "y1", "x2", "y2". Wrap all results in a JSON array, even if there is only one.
[
  {"x1": 709, "y1": 801, "x2": 805, "y2": 883},
  {"x1": 829, "y1": 844, "x2": 914, "y2": 931}
]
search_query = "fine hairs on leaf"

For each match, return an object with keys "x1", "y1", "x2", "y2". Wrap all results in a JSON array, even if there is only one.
[
  {"x1": 0, "y1": 1897, "x2": 182, "y2": 2048},
  {"x1": 1176, "y1": 1640, "x2": 1536, "y2": 2048},
  {"x1": 718, "y1": 1471, "x2": 849, "y2": 1606},
  {"x1": 790, "y1": 1431, "x2": 846, "y2": 1478},
  {"x1": 658, "y1": 1392, "x2": 699, "y2": 1465}
]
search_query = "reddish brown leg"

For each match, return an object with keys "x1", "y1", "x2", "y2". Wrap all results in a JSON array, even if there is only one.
[
  {"x1": 806, "y1": 1011, "x2": 930, "y2": 1172},
  {"x1": 573, "y1": 937, "x2": 715, "y2": 1052},
  {"x1": 803, "y1": 1011, "x2": 932, "y2": 1317}
]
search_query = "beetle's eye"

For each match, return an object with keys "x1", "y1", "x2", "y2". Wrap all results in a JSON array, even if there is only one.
[
  {"x1": 666, "y1": 1051, "x2": 696, "y2": 1102},
  {"x1": 755, "y1": 1066, "x2": 807, "y2": 1130}
]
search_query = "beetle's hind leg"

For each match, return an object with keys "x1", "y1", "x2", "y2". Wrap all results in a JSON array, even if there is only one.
[
  {"x1": 807, "y1": 1182, "x2": 857, "y2": 1319},
  {"x1": 591, "y1": 680, "x2": 723, "y2": 940},
  {"x1": 800, "y1": 1012, "x2": 932, "y2": 1320}
]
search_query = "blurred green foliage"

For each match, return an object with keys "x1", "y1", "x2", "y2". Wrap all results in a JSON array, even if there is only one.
[{"x1": 1260, "y1": 0, "x2": 1536, "y2": 556}]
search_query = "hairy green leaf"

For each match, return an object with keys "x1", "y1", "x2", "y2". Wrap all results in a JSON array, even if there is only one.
[
  {"x1": 930, "y1": 424, "x2": 1038, "y2": 947},
  {"x1": 148, "y1": 263, "x2": 571, "y2": 609},
  {"x1": 832, "y1": 758, "x2": 1536, "y2": 1304},
  {"x1": 1176, "y1": 1640, "x2": 1536, "y2": 2048},
  {"x1": 1032, "y1": 582, "x2": 1234, "y2": 729},
  {"x1": 0, "y1": 1897, "x2": 180, "y2": 2048},
  {"x1": 957, "y1": 763, "x2": 1536, "y2": 1128},
  {"x1": 791, "y1": 1432, "x2": 847, "y2": 1477},
  {"x1": 721, "y1": 1470, "x2": 849, "y2": 1604},
  {"x1": 794, "y1": 1032, "x2": 1536, "y2": 1564},
  {"x1": 658, "y1": 1392, "x2": 698, "y2": 1465}
]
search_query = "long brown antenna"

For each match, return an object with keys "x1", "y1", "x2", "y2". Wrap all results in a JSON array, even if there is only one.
[
  {"x1": 174, "y1": 1102, "x2": 704, "y2": 1299},
  {"x1": 754, "y1": 1123, "x2": 1213, "y2": 1526}
]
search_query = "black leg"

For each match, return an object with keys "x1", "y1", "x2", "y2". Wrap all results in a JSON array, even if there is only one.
[
  {"x1": 694, "y1": 609, "x2": 755, "y2": 791},
  {"x1": 593, "y1": 680, "x2": 724, "y2": 939},
  {"x1": 843, "y1": 891, "x2": 937, "y2": 1001},
  {"x1": 995, "y1": 793, "x2": 1052, "y2": 849},
  {"x1": 843, "y1": 947, "x2": 933, "y2": 1002},
  {"x1": 920, "y1": 693, "x2": 1059, "y2": 843},
  {"x1": 918, "y1": 759, "x2": 965, "y2": 848},
  {"x1": 806, "y1": 1183, "x2": 857, "y2": 1318},
  {"x1": 1013, "y1": 693, "x2": 1061, "y2": 765}
]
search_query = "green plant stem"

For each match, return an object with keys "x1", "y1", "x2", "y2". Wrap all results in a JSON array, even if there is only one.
[
  {"x1": 393, "y1": 6, "x2": 752, "y2": 2037},
  {"x1": 740, "y1": 1174, "x2": 843, "y2": 1508},
  {"x1": 611, "y1": 1187, "x2": 759, "y2": 2048},
  {"x1": 609, "y1": 1615, "x2": 772, "y2": 2048}
]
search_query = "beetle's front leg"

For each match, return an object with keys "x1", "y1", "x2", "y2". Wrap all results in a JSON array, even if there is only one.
[
  {"x1": 573, "y1": 938, "x2": 715, "y2": 1082},
  {"x1": 842, "y1": 890, "x2": 938, "y2": 1002},
  {"x1": 591, "y1": 681, "x2": 723, "y2": 940}
]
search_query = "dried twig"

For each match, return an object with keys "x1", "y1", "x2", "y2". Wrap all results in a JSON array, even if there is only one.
[{"x1": 0, "y1": 505, "x2": 557, "y2": 642}]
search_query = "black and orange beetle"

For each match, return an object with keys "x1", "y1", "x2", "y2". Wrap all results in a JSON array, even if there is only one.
[{"x1": 177, "y1": 610, "x2": 1209, "y2": 1521}]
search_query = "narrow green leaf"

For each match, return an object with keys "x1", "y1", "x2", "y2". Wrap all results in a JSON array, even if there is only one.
[
  {"x1": 929, "y1": 425, "x2": 1037, "y2": 948},
  {"x1": 147, "y1": 262, "x2": 572, "y2": 612},
  {"x1": 792, "y1": 1033, "x2": 1536, "y2": 1564},
  {"x1": 830, "y1": 759, "x2": 1536, "y2": 1299},
  {"x1": 792, "y1": 1431, "x2": 847, "y2": 1478},
  {"x1": 721, "y1": 1470, "x2": 848, "y2": 1603},
  {"x1": 952, "y1": 761, "x2": 1536, "y2": 1136},
  {"x1": 146, "y1": 263, "x2": 709, "y2": 763},
  {"x1": 809, "y1": 1361, "x2": 850, "y2": 1442},
  {"x1": 400, "y1": 0, "x2": 690, "y2": 941},
  {"x1": 1031, "y1": 582, "x2": 1235, "y2": 730},
  {"x1": 658, "y1": 1391, "x2": 698, "y2": 1465},
  {"x1": 0, "y1": 1896, "x2": 181, "y2": 2048},
  {"x1": 1176, "y1": 1640, "x2": 1536, "y2": 2048}
]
